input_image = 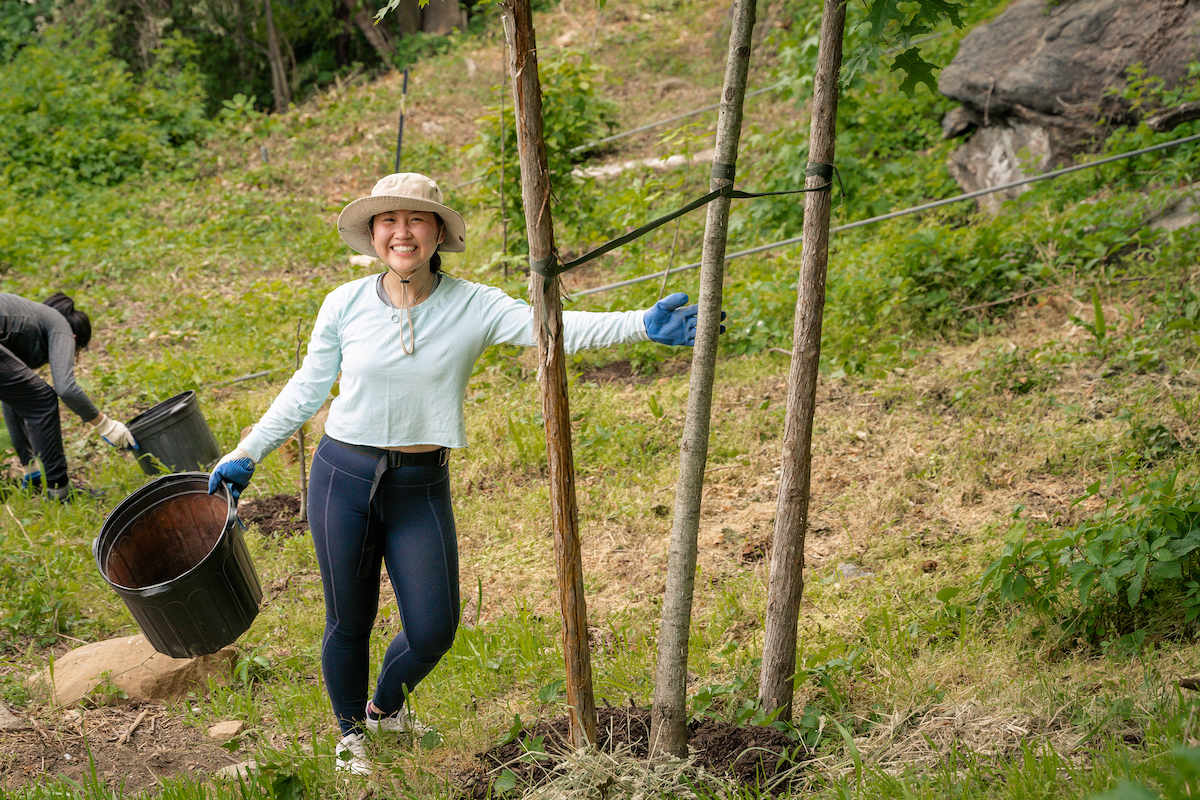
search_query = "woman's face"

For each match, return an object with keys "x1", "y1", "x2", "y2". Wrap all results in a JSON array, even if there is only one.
[{"x1": 371, "y1": 209, "x2": 444, "y2": 278}]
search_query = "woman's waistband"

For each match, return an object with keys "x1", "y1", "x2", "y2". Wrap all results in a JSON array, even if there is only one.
[{"x1": 322, "y1": 436, "x2": 450, "y2": 467}]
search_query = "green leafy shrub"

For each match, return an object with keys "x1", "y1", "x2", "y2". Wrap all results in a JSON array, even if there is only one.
[
  {"x1": 981, "y1": 474, "x2": 1200, "y2": 645},
  {"x1": 0, "y1": 0, "x2": 55, "y2": 63},
  {"x1": 467, "y1": 49, "x2": 619, "y2": 258},
  {"x1": 0, "y1": 27, "x2": 210, "y2": 192},
  {"x1": 216, "y1": 93, "x2": 282, "y2": 142}
]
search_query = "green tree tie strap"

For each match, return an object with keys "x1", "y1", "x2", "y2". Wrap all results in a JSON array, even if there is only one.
[{"x1": 528, "y1": 162, "x2": 838, "y2": 278}]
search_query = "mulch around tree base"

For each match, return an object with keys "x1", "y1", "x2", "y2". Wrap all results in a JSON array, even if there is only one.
[{"x1": 455, "y1": 706, "x2": 806, "y2": 798}]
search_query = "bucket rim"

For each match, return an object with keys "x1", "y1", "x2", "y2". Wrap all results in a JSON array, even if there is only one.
[
  {"x1": 94, "y1": 472, "x2": 238, "y2": 594},
  {"x1": 127, "y1": 390, "x2": 198, "y2": 433}
]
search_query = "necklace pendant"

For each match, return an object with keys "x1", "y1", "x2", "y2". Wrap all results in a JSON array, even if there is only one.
[{"x1": 391, "y1": 313, "x2": 400, "y2": 323}]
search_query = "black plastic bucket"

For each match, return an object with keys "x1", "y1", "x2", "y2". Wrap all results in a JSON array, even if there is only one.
[
  {"x1": 93, "y1": 472, "x2": 262, "y2": 658},
  {"x1": 127, "y1": 391, "x2": 222, "y2": 476}
]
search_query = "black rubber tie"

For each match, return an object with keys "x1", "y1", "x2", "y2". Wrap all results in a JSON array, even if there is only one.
[{"x1": 528, "y1": 162, "x2": 840, "y2": 278}]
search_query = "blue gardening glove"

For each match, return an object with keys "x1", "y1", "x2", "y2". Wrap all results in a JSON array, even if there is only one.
[
  {"x1": 208, "y1": 448, "x2": 256, "y2": 502},
  {"x1": 644, "y1": 292, "x2": 726, "y2": 346}
]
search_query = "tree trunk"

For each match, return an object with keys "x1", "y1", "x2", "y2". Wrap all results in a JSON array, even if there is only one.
[
  {"x1": 422, "y1": 0, "x2": 465, "y2": 35},
  {"x1": 262, "y1": 0, "x2": 291, "y2": 112},
  {"x1": 234, "y1": 0, "x2": 251, "y2": 85},
  {"x1": 757, "y1": 0, "x2": 847, "y2": 723},
  {"x1": 390, "y1": 0, "x2": 422, "y2": 36},
  {"x1": 342, "y1": 0, "x2": 395, "y2": 64},
  {"x1": 501, "y1": 0, "x2": 598, "y2": 751},
  {"x1": 649, "y1": 0, "x2": 756, "y2": 759}
]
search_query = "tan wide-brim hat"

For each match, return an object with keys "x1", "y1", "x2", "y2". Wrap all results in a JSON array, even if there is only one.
[{"x1": 337, "y1": 173, "x2": 467, "y2": 256}]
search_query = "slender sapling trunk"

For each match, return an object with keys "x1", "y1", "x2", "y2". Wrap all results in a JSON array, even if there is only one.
[
  {"x1": 757, "y1": 0, "x2": 847, "y2": 722},
  {"x1": 650, "y1": 0, "x2": 756, "y2": 759},
  {"x1": 501, "y1": 0, "x2": 598, "y2": 749}
]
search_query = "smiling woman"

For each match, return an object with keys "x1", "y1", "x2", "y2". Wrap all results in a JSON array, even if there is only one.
[
  {"x1": 354, "y1": 175, "x2": 464, "y2": 355},
  {"x1": 204, "y1": 171, "x2": 710, "y2": 776}
]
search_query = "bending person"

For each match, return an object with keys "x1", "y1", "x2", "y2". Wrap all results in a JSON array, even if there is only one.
[
  {"x1": 0, "y1": 292, "x2": 137, "y2": 501},
  {"x1": 208, "y1": 173, "x2": 722, "y2": 775}
]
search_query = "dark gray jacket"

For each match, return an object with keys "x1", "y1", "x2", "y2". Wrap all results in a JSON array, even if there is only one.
[{"x1": 0, "y1": 293, "x2": 99, "y2": 421}]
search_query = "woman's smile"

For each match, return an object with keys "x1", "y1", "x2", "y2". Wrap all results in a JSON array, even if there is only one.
[{"x1": 371, "y1": 209, "x2": 443, "y2": 278}]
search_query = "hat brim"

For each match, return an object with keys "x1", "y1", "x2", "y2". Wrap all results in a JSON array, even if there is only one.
[{"x1": 337, "y1": 195, "x2": 467, "y2": 257}]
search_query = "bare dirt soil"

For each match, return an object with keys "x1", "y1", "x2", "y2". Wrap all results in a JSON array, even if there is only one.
[
  {"x1": 237, "y1": 494, "x2": 309, "y2": 537},
  {"x1": 0, "y1": 704, "x2": 247, "y2": 796},
  {"x1": 455, "y1": 706, "x2": 805, "y2": 798}
]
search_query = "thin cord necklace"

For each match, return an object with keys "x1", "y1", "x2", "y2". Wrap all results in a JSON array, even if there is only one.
[{"x1": 385, "y1": 271, "x2": 436, "y2": 354}]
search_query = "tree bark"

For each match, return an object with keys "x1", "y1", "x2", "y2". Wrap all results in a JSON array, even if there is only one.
[
  {"x1": 1146, "y1": 101, "x2": 1200, "y2": 132},
  {"x1": 649, "y1": 0, "x2": 756, "y2": 759},
  {"x1": 757, "y1": 0, "x2": 847, "y2": 723},
  {"x1": 501, "y1": 0, "x2": 598, "y2": 751},
  {"x1": 342, "y1": 0, "x2": 395, "y2": 64},
  {"x1": 422, "y1": 0, "x2": 465, "y2": 35},
  {"x1": 262, "y1": 0, "x2": 291, "y2": 112}
]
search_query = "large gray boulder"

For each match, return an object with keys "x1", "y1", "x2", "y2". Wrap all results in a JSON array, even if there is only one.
[
  {"x1": 938, "y1": 0, "x2": 1200, "y2": 204},
  {"x1": 941, "y1": 0, "x2": 1200, "y2": 125}
]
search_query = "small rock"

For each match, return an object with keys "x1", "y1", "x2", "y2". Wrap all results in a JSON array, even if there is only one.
[
  {"x1": 208, "y1": 720, "x2": 246, "y2": 739},
  {"x1": 216, "y1": 760, "x2": 258, "y2": 781},
  {"x1": 420, "y1": 120, "x2": 446, "y2": 135},
  {"x1": 349, "y1": 254, "x2": 375, "y2": 267},
  {"x1": 654, "y1": 77, "x2": 689, "y2": 99},
  {"x1": 921, "y1": 560, "x2": 939, "y2": 573},
  {"x1": 0, "y1": 703, "x2": 24, "y2": 730},
  {"x1": 941, "y1": 106, "x2": 982, "y2": 140},
  {"x1": 835, "y1": 562, "x2": 875, "y2": 581},
  {"x1": 1151, "y1": 191, "x2": 1199, "y2": 233}
]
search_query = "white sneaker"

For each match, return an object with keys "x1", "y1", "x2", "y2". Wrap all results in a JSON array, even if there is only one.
[
  {"x1": 364, "y1": 702, "x2": 429, "y2": 736},
  {"x1": 335, "y1": 733, "x2": 371, "y2": 775}
]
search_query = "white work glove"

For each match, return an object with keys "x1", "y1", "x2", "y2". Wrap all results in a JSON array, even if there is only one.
[{"x1": 90, "y1": 413, "x2": 139, "y2": 450}]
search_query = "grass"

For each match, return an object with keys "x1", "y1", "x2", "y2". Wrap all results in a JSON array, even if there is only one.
[{"x1": 3, "y1": 0, "x2": 1200, "y2": 795}]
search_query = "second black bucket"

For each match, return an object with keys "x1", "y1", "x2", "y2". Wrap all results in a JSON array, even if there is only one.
[
  {"x1": 93, "y1": 472, "x2": 262, "y2": 658},
  {"x1": 127, "y1": 391, "x2": 222, "y2": 476}
]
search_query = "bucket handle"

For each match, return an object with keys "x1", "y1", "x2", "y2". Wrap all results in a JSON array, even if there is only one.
[{"x1": 221, "y1": 489, "x2": 242, "y2": 532}]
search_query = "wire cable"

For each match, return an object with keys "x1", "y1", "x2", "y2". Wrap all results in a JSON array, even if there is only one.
[{"x1": 569, "y1": 131, "x2": 1200, "y2": 298}]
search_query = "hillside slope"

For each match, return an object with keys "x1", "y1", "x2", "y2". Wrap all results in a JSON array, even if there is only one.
[{"x1": 1, "y1": 0, "x2": 1200, "y2": 797}]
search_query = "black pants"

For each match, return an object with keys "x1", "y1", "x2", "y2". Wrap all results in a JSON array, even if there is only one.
[{"x1": 0, "y1": 345, "x2": 68, "y2": 487}]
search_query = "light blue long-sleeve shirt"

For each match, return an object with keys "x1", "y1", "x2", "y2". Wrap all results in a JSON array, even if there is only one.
[{"x1": 239, "y1": 274, "x2": 650, "y2": 462}]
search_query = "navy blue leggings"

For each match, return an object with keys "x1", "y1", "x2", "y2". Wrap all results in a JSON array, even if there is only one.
[{"x1": 308, "y1": 436, "x2": 460, "y2": 736}]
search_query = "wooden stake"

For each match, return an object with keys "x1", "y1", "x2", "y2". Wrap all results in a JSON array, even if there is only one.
[
  {"x1": 650, "y1": 0, "x2": 757, "y2": 759},
  {"x1": 758, "y1": 0, "x2": 847, "y2": 722},
  {"x1": 500, "y1": 0, "x2": 597, "y2": 749}
]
